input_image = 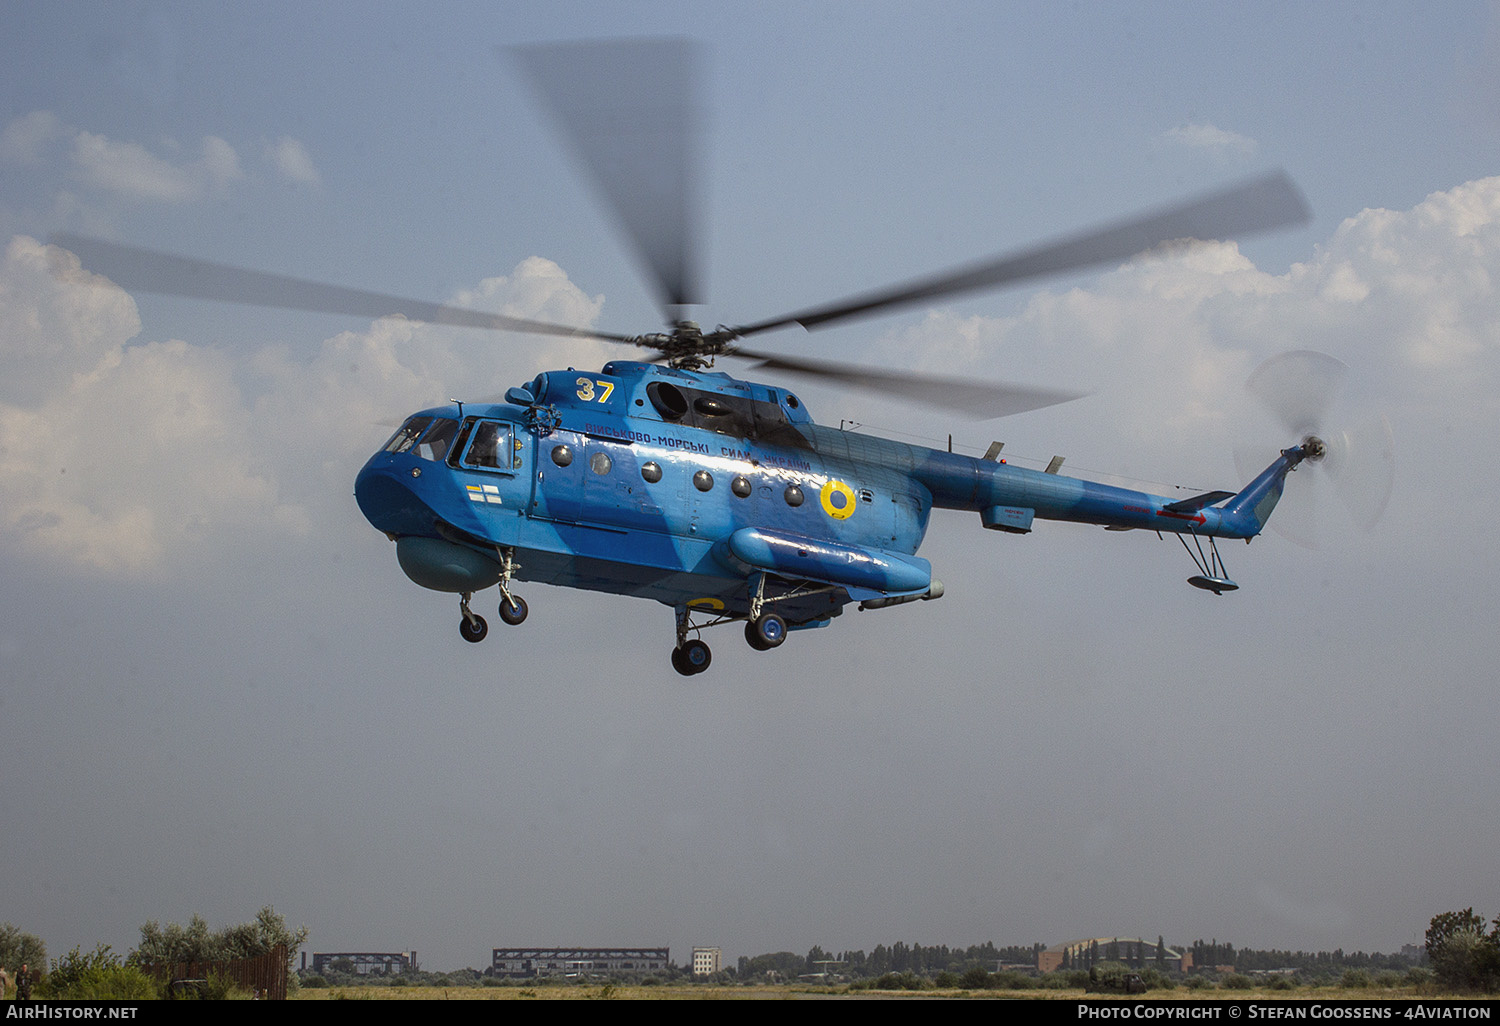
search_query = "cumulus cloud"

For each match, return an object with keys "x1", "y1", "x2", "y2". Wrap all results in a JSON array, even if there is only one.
[
  {"x1": 0, "y1": 237, "x2": 142, "y2": 405},
  {"x1": 0, "y1": 237, "x2": 289, "y2": 571},
  {"x1": 0, "y1": 110, "x2": 67, "y2": 164},
  {"x1": 1, "y1": 111, "x2": 318, "y2": 203},
  {"x1": 894, "y1": 178, "x2": 1500, "y2": 531},
  {"x1": 0, "y1": 338, "x2": 286, "y2": 571},
  {"x1": 70, "y1": 129, "x2": 242, "y2": 202},
  {"x1": 265, "y1": 136, "x2": 321, "y2": 187},
  {"x1": 1161, "y1": 121, "x2": 1259, "y2": 159},
  {"x1": 0, "y1": 241, "x2": 609, "y2": 573},
  {"x1": 451, "y1": 256, "x2": 607, "y2": 339}
]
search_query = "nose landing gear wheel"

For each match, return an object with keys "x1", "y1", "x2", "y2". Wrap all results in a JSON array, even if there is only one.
[
  {"x1": 671, "y1": 639, "x2": 712, "y2": 676},
  {"x1": 460, "y1": 615, "x2": 488, "y2": 643},
  {"x1": 499, "y1": 594, "x2": 528, "y2": 625},
  {"x1": 746, "y1": 613, "x2": 786, "y2": 650}
]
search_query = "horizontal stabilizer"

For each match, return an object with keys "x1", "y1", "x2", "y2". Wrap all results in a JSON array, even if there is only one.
[{"x1": 1163, "y1": 490, "x2": 1235, "y2": 513}]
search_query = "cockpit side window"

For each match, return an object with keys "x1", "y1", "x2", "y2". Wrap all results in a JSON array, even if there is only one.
[{"x1": 459, "y1": 420, "x2": 517, "y2": 473}]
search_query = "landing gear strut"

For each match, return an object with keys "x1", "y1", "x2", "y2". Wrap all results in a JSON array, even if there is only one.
[
  {"x1": 671, "y1": 605, "x2": 712, "y2": 676},
  {"x1": 495, "y1": 546, "x2": 528, "y2": 624},
  {"x1": 455, "y1": 548, "x2": 528, "y2": 643},
  {"x1": 743, "y1": 573, "x2": 787, "y2": 650},
  {"x1": 668, "y1": 574, "x2": 820, "y2": 673},
  {"x1": 1181, "y1": 532, "x2": 1239, "y2": 595},
  {"x1": 459, "y1": 592, "x2": 488, "y2": 643}
]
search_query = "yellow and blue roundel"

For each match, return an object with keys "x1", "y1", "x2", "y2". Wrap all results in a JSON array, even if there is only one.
[{"x1": 819, "y1": 479, "x2": 856, "y2": 520}]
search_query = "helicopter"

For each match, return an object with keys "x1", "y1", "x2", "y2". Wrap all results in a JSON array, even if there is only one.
[{"x1": 53, "y1": 39, "x2": 1359, "y2": 676}]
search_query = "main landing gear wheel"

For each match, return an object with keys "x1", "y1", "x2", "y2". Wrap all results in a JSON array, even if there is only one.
[
  {"x1": 745, "y1": 613, "x2": 787, "y2": 651},
  {"x1": 498, "y1": 594, "x2": 528, "y2": 626},
  {"x1": 671, "y1": 639, "x2": 712, "y2": 676},
  {"x1": 460, "y1": 615, "x2": 488, "y2": 643}
]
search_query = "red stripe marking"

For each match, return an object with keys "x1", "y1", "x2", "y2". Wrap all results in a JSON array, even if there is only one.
[{"x1": 1156, "y1": 510, "x2": 1207, "y2": 525}]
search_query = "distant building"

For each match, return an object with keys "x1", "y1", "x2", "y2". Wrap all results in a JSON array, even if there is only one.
[
  {"x1": 310, "y1": 952, "x2": 413, "y2": 976},
  {"x1": 1038, "y1": 938, "x2": 1189, "y2": 974},
  {"x1": 691, "y1": 947, "x2": 722, "y2": 976},
  {"x1": 491, "y1": 948, "x2": 670, "y2": 978}
]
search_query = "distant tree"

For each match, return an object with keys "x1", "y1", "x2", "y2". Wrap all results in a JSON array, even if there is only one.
[
  {"x1": 36, "y1": 946, "x2": 156, "y2": 1000},
  {"x1": 1427, "y1": 909, "x2": 1487, "y2": 955},
  {"x1": 1339, "y1": 969, "x2": 1371, "y2": 989},
  {"x1": 1085, "y1": 961, "x2": 1140, "y2": 994},
  {"x1": 134, "y1": 914, "x2": 216, "y2": 964},
  {"x1": 1155, "y1": 936, "x2": 1167, "y2": 970},
  {"x1": 738, "y1": 951, "x2": 804, "y2": 980},
  {"x1": 960, "y1": 966, "x2": 991, "y2": 989},
  {"x1": 0, "y1": 924, "x2": 47, "y2": 977},
  {"x1": 132, "y1": 906, "x2": 307, "y2": 978},
  {"x1": 1425, "y1": 909, "x2": 1499, "y2": 992}
]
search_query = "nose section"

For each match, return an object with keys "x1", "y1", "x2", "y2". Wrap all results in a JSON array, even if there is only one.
[{"x1": 355, "y1": 457, "x2": 440, "y2": 537}]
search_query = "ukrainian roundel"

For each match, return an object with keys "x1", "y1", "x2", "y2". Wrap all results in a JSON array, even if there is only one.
[{"x1": 820, "y1": 480, "x2": 856, "y2": 520}]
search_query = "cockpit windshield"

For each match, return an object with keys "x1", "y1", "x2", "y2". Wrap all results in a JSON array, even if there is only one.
[
  {"x1": 382, "y1": 416, "x2": 459, "y2": 461},
  {"x1": 383, "y1": 417, "x2": 430, "y2": 454},
  {"x1": 416, "y1": 419, "x2": 457, "y2": 462}
]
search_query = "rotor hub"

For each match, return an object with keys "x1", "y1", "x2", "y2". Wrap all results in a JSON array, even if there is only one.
[
  {"x1": 1301, "y1": 434, "x2": 1327, "y2": 462},
  {"x1": 631, "y1": 319, "x2": 743, "y2": 371}
]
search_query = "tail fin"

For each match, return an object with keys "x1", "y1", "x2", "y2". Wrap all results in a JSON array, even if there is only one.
[{"x1": 1221, "y1": 440, "x2": 1321, "y2": 535}]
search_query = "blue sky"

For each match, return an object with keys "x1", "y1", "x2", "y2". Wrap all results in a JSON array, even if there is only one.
[{"x1": 2, "y1": 1, "x2": 1499, "y2": 971}]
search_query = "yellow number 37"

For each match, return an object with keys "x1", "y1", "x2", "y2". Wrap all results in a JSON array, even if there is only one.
[{"x1": 575, "y1": 377, "x2": 615, "y2": 403}]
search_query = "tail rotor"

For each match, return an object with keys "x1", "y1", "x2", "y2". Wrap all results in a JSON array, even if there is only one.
[{"x1": 1235, "y1": 350, "x2": 1394, "y2": 548}]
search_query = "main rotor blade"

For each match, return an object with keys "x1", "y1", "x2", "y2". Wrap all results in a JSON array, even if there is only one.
[
  {"x1": 729, "y1": 171, "x2": 1309, "y2": 339},
  {"x1": 511, "y1": 38, "x2": 705, "y2": 317},
  {"x1": 732, "y1": 347, "x2": 1087, "y2": 419},
  {"x1": 50, "y1": 234, "x2": 636, "y2": 344}
]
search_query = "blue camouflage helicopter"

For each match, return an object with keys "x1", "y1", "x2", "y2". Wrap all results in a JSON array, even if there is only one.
[{"x1": 55, "y1": 40, "x2": 1363, "y2": 676}]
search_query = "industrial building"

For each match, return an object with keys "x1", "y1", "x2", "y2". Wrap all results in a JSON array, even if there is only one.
[
  {"x1": 1038, "y1": 938, "x2": 1190, "y2": 974},
  {"x1": 490, "y1": 947, "x2": 670, "y2": 978},
  {"x1": 691, "y1": 947, "x2": 722, "y2": 976},
  {"x1": 308, "y1": 951, "x2": 413, "y2": 976}
]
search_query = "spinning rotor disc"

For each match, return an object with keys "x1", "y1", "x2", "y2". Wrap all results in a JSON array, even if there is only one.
[
  {"x1": 52, "y1": 39, "x2": 1310, "y2": 421},
  {"x1": 1236, "y1": 350, "x2": 1395, "y2": 549}
]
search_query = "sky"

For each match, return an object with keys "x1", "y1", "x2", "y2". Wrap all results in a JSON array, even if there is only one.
[{"x1": 2, "y1": 1, "x2": 1499, "y2": 972}]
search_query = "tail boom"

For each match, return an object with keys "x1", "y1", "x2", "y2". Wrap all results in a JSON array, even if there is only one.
[{"x1": 917, "y1": 438, "x2": 1322, "y2": 540}]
